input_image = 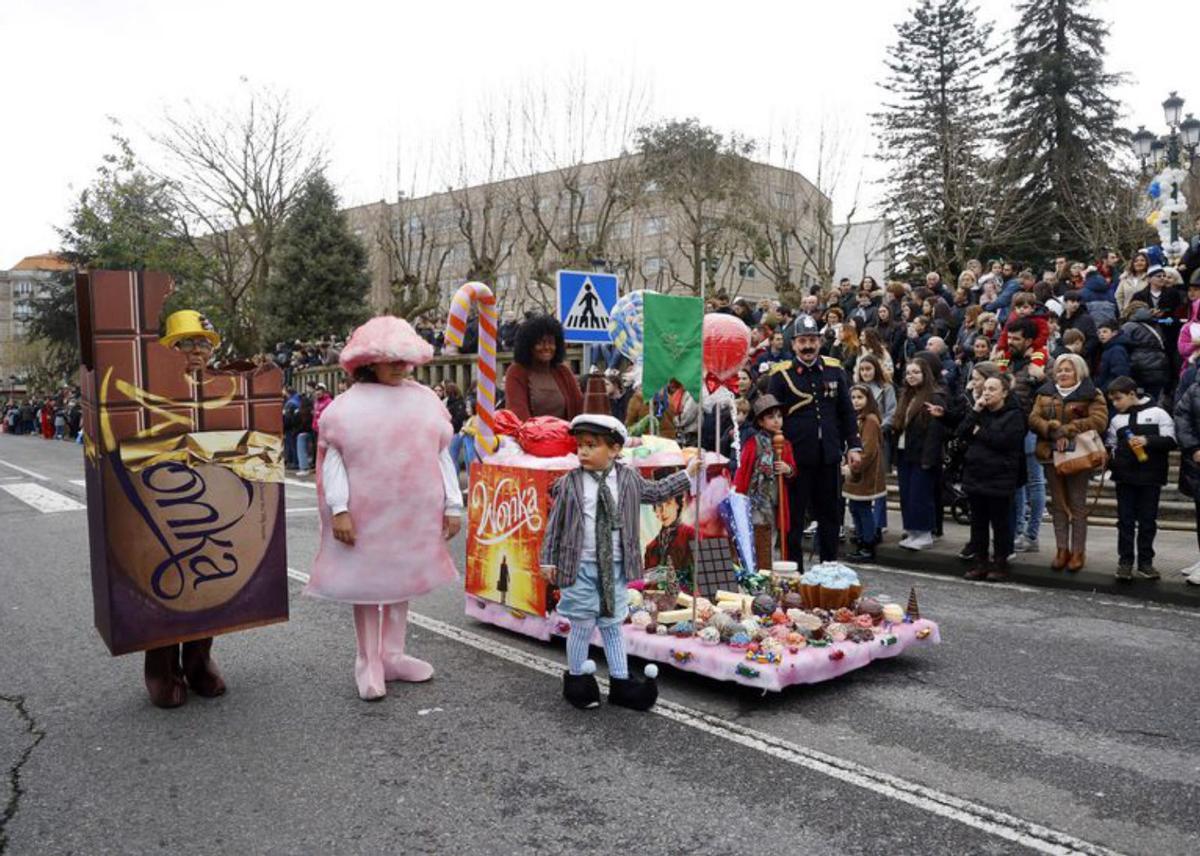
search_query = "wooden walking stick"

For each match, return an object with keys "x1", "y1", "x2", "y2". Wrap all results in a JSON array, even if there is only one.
[{"x1": 772, "y1": 430, "x2": 787, "y2": 562}]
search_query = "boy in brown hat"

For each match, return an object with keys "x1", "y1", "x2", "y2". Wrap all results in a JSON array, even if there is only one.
[{"x1": 733, "y1": 395, "x2": 795, "y2": 569}]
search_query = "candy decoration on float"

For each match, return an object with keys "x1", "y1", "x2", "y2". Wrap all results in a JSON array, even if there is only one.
[{"x1": 444, "y1": 281, "x2": 499, "y2": 452}]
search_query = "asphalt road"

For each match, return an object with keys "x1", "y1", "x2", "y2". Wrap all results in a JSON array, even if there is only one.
[{"x1": 1, "y1": 433, "x2": 1198, "y2": 855}]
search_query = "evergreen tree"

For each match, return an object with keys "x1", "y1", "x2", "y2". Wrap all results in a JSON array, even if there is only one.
[
  {"x1": 997, "y1": 0, "x2": 1127, "y2": 263},
  {"x1": 261, "y1": 173, "x2": 370, "y2": 348},
  {"x1": 874, "y1": 0, "x2": 998, "y2": 275},
  {"x1": 34, "y1": 132, "x2": 207, "y2": 376}
]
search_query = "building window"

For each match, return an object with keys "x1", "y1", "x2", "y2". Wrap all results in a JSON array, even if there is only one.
[
  {"x1": 578, "y1": 222, "x2": 597, "y2": 242},
  {"x1": 407, "y1": 215, "x2": 423, "y2": 236},
  {"x1": 610, "y1": 220, "x2": 632, "y2": 240},
  {"x1": 495, "y1": 273, "x2": 514, "y2": 290},
  {"x1": 643, "y1": 179, "x2": 661, "y2": 194},
  {"x1": 15, "y1": 281, "x2": 33, "y2": 296},
  {"x1": 775, "y1": 190, "x2": 794, "y2": 209},
  {"x1": 643, "y1": 216, "x2": 666, "y2": 236},
  {"x1": 642, "y1": 256, "x2": 665, "y2": 276},
  {"x1": 738, "y1": 261, "x2": 756, "y2": 279}
]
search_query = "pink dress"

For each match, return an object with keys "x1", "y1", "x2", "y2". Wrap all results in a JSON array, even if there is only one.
[{"x1": 305, "y1": 381, "x2": 457, "y2": 604}]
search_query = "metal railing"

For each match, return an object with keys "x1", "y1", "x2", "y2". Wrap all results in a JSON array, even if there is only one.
[{"x1": 291, "y1": 346, "x2": 586, "y2": 396}]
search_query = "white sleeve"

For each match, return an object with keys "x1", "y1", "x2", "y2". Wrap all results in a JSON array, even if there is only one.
[
  {"x1": 440, "y1": 447, "x2": 464, "y2": 517},
  {"x1": 322, "y1": 446, "x2": 350, "y2": 515}
]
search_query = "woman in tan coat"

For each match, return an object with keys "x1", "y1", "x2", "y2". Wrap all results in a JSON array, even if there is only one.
[{"x1": 1028, "y1": 353, "x2": 1109, "y2": 572}]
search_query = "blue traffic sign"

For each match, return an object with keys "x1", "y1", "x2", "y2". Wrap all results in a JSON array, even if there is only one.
[{"x1": 556, "y1": 270, "x2": 619, "y2": 343}]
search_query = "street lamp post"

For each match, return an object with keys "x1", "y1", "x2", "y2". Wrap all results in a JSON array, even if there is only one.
[{"x1": 1132, "y1": 92, "x2": 1200, "y2": 263}]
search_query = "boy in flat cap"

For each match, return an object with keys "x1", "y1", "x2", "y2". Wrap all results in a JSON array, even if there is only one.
[{"x1": 539, "y1": 414, "x2": 699, "y2": 711}]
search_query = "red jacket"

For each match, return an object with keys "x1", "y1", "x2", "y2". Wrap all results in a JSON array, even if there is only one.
[
  {"x1": 996, "y1": 309, "x2": 1050, "y2": 356},
  {"x1": 733, "y1": 433, "x2": 795, "y2": 531}
]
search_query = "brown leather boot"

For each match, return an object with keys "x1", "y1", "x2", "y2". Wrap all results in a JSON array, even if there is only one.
[
  {"x1": 182, "y1": 638, "x2": 226, "y2": 697},
  {"x1": 1067, "y1": 551, "x2": 1086, "y2": 572},
  {"x1": 144, "y1": 645, "x2": 186, "y2": 708},
  {"x1": 1051, "y1": 548, "x2": 1070, "y2": 571}
]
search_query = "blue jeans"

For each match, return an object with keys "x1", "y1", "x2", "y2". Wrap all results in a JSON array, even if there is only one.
[
  {"x1": 297, "y1": 432, "x2": 312, "y2": 471},
  {"x1": 849, "y1": 499, "x2": 877, "y2": 545},
  {"x1": 1011, "y1": 434, "x2": 1045, "y2": 541},
  {"x1": 873, "y1": 496, "x2": 888, "y2": 531}
]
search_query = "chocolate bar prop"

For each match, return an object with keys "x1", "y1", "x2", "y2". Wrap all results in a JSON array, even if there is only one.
[{"x1": 76, "y1": 270, "x2": 288, "y2": 708}]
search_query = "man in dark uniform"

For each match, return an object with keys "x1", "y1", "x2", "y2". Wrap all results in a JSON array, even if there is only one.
[{"x1": 767, "y1": 314, "x2": 862, "y2": 567}]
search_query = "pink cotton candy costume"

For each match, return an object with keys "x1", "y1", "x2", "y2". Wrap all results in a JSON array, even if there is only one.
[{"x1": 304, "y1": 316, "x2": 460, "y2": 700}]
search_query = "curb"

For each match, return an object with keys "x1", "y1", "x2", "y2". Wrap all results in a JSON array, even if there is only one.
[{"x1": 872, "y1": 544, "x2": 1200, "y2": 610}]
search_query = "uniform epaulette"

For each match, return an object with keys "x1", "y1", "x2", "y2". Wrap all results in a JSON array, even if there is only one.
[
  {"x1": 768, "y1": 360, "x2": 793, "y2": 375},
  {"x1": 821, "y1": 355, "x2": 842, "y2": 368}
]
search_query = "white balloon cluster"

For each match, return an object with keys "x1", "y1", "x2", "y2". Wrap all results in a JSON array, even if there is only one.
[{"x1": 1147, "y1": 166, "x2": 1191, "y2": 258}]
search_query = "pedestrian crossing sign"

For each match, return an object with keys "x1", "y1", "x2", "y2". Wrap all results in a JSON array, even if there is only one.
[{"x1": 556, "y1": 270, "x2": 619, "y2": 343}]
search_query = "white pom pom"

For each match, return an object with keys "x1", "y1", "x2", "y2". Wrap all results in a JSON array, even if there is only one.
[
  {"x1": 644, "y1": 664, "x2": 659, "y2": 679},
  {"x1": 581, "y1": 659, "x2": 597, "y2": 675}
]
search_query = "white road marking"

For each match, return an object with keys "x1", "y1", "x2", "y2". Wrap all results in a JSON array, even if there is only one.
[
  {"x1": 1, "y1": 482, "x2": 85, "y2": 513},
  {"x1": 284, "y1": 506, "x2": 319, "y2": 514},
  {"x1": 866, "y1": 564, "x2": 1200, "y2": 620},
  {"x1": 0, "y1": 458, "x2": 49, "y2": 481},
  {"x1": 69, "y1": 479, "x2": 86, "y2": 487},
  {"x1": 285, "y1": 478, "x2": 316, "y2": 490},
  {"x1": 284, "y1": 566, "x2": 1123, "y2": 856}
]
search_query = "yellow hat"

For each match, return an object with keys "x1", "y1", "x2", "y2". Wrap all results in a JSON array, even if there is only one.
[{"x1": 160, "y1": 310, "x2": 221, "y2": 349}]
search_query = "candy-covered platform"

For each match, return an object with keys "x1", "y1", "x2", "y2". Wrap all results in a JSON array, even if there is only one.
[{"x1": 466, "y1": 586, "x2": 941, "y2": 693}]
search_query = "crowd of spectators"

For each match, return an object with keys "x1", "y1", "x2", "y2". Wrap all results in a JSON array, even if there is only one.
[{"x1": 2, "y1": 391, "x2": 81, "y2": 441}]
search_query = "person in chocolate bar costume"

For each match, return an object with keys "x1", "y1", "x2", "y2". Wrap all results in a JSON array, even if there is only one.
[{"x1": 142, "y1": 310, "x2": 228, "y2": 708}]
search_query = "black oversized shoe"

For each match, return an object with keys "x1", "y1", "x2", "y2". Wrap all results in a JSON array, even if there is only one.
[
  {"x1": 608, "y1": 665, "x2": 659, "y2": 711},
  {"x1": 563, "y1": 660, "x2": 601, "y2": 710}
]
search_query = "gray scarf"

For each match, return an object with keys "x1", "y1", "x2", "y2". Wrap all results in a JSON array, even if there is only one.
[{"x1": 587, "y1": 466, "x2": 619, "y2": 617}]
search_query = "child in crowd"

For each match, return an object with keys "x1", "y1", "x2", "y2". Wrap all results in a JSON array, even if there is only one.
[
  {"x1": 1096, "y1": 320, "x2": 1132, "y2": 391},
  {"x1": 733, "y1": 395, "x2": 795, "y2": 571},
  {"x1": 996, "y1": 292, "x2": 1050, "y2": 356},
  {"x1": 844, "y1": 385, "x2": 887, "y2": 561},
  {"x1": 539, "y1": 414, "x2": 699, "y2": 711},
  {"x1": 1105, "y1": 376, "x2": 1177, "y2": 581}
]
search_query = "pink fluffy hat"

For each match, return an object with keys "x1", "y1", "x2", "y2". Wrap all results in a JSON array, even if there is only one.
[{"x1": 339, "y1": 316, "x2": 434, "y2": 374}]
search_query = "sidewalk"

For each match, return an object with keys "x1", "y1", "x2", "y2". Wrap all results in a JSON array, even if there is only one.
[{"x1": 863, "y1": 519, "x2": 1200, "y2": 609}]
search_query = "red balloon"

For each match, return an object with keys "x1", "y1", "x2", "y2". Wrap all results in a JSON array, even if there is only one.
[{"x1": 702, "y1": 314, "x2": 751, "y2": 380}]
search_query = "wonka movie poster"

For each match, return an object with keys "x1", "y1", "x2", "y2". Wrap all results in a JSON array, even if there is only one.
[
  {"x1": 464, "y1": 463, "x2": 556, "y2": 616},
  {"x1": 77, "y1": 270, "x2": 289, "y2": 655}
]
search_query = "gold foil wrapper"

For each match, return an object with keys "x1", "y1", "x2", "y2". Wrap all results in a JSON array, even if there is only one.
[{"x1": 119, "y1": 430, "x2": 284, "y2": 484}]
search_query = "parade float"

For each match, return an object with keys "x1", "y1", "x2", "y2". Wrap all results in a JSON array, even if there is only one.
[{"x1": 445, "y1": 282, "x2": 939, "y2": 692}]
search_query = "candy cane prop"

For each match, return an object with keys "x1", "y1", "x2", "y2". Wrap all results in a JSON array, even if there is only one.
[{"x1": 445, "y1": 281, "x2": 499, "y2": 453}]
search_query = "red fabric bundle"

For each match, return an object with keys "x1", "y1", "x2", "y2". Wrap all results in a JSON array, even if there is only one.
[
  {"x1": 516, "y1": 416, "x2": 577, "y2": 457},
  {"x1": 492, "y1": 409, "x2": 523, "y2": 437}
]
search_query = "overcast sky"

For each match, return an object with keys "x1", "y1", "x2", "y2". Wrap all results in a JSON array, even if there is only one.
[{"x1": 1, "y1": 0, "x2": 1192, "y2": 267}]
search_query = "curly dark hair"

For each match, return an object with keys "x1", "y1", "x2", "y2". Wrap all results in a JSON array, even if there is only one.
[{"x1": 512, "y1": 314, "x2": 566, "y2": 368}]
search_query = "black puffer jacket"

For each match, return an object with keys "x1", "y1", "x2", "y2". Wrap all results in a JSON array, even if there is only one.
[
  {"x1": 957, "y1": 396, "x2": 1027, "y2": 497},
  {"x1": 1174, "y1": 381, "x2": 1200, "y2": 498},
  {"x1": 1121, "y1": 317, "x2": 1170, "y2": 391}
]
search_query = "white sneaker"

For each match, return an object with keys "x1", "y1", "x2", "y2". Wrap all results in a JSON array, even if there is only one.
[
  {"x1": 1186, "y1": 570, "x2": 1200, "y2": 586},
  {"x1": 901, "y1": 532, "x2": 933, "y2": 551},
  {"x1": 295, "y1": 469, "x2": 310, "y2": 476},
  {"x1": 805, "y1": 521, "x2": 818, "y2": 535},
  {"x1": 1179, "y1": 558, "x2": 1200, "y2": 578},
  {"x1": 1014, "y1": 535, "x2": 1040, "y2": 553}
]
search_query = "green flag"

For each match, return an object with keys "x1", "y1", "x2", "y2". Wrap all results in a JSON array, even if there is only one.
[{"x1": 642, "y1": 291, "x2": 703, "y2": 402}]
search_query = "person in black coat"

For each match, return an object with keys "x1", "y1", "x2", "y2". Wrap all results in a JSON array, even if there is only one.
[
  {"x1": 1121, "y1": 308, "x2": 1172, "y2": 402},
  {"x1": 1131, "y1": 266, "x2": 1185, "y2": 381},
  {"x1": 1059, "y1": 293, "x2": 1099, "y2": 367},
  {"x1": 959, "y1": 373, "x2": 1027, "y2": 581},
  {"x1": 1173, "y1": 376, "x2": 1200, "y2": 585}
]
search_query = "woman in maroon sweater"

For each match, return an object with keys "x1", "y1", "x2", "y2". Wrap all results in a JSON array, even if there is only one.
[{"x1": 504, "y1": 314, "x2": 583, "y2": 421}]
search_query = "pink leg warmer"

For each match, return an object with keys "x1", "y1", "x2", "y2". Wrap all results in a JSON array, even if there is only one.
[
  {"x1": 353, "y1": 604, "x2": 386, "y2": 700},
  {"x1": 382, "y1": 602, "x2": 434, "y2": 682}
]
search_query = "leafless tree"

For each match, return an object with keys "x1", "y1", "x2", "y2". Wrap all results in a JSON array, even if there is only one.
[
  {"x1": 753, "y1": 121, "x2": 850, "y2": 305},
  {"x1": 153, "y1": 84, "x2": 325, "y2": 353}
]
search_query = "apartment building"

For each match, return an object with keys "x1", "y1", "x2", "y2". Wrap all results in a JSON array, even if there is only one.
[
  {"x1": 344, "y1": 154, "x2": 830, "y2": 318},
  {"x1": 0, "y1": 254, "x2": 72, "y2": 392}
]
